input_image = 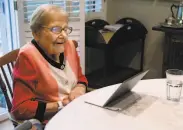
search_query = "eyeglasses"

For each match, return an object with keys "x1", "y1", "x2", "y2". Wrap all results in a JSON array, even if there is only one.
[{"x1": 41, "y1": 26, "x2": 72, "y2": 34}]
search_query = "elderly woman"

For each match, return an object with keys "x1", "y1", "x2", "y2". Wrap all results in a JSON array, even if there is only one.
[{"x1": 11, "y1": 4, "x2": 88, "y2": 122}]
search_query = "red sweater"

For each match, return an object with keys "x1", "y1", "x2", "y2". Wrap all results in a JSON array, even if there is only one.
[{"x1": 11, "y1": 40, "x2": 88, "y2": 120}]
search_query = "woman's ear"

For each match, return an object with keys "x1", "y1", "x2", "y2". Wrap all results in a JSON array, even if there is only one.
[{"x1": 32, "y1": 32, "x2": 40, "y2": 41}]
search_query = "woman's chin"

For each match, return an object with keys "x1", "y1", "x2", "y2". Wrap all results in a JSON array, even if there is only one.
[
  {"x1": 54, "y1": 49, "x2": 64, "y2": 54},
  {"x1": 53, "y1": 45, "x2": 64, "y2": 54}
]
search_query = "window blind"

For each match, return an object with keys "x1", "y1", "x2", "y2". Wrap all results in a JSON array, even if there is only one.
[
  {"x1": 23, "y1": 0, "x2": 102, "y2": 23},
  {"x1": 0, "y1": 2, "x2": 3, "y2": 55},
  {"x1": 85, "y1": 0, "x2": 102, "y2": 12},
  {"x1": 23, "y1": 0, "x2": 81, "y2": 23}
]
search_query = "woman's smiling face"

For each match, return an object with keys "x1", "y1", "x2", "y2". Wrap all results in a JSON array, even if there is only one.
[{"x1": 33, "y1": 9, "x2": 69, "y2": 55}]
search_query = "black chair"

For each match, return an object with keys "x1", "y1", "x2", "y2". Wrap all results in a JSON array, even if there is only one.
[{"x1": 85, "y1": 19, "x2": 109, "y2": 30}]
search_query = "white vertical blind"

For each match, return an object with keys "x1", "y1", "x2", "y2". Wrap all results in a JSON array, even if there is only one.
[
  {"x1": 66, "y1": 0, "x2": 102, "y2": 13},
  {"x1": 85, "y1": 0, "x2": 105, "y2": 21},
  {"x1": 0, "y1": 1, "x2": 2, "y2": 56},
  {"x1": 0, "y1": 0, "x2": 13, "y2": 55},
  {"x1": 85, "y1": 0, "x2": 102, "y2": 12},
  {"x1": 16, "y1": 0, "x2": 85, "y2": 73}
]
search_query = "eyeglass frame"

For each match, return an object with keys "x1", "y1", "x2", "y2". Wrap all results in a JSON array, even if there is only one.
[{"x1": 41, "y1": 26, "x2": 73, "y2": 34}]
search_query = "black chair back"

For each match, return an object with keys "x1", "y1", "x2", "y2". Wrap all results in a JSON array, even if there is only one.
[
  {"x1": 104, "y1": 23, "x2": 147, "y2": 85},
  {"x1": 116, "y1": 17, "x2": 147, "y2": 35},
  {"x1": 85, "y1": 19, "x2": 109, "y2": 30},
  {"x1": 85, "y1": 26, "x2": 108, "y2": 88},
  {"x1": 108, "y1": 23, "x2": 145, "y2": 47},
  {"x1": 85, "y1": 26, "x2": 106, "y2": 48}
]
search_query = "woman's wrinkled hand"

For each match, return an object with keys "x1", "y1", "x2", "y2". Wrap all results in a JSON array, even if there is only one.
[
  {"x1": 69, "y1": 84, "x2": 86, "y2": 101},
  {"x1": 62, "y1": 95, "x2": 71, "y2": 106}
]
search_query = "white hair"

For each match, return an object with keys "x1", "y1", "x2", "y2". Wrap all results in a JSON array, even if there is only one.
[{"x1": 30, "y1": 4, "x2": 68, "y2": 33}]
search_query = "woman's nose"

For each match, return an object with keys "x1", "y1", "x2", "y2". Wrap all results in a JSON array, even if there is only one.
[
  {"x1": 58, "y1": 31, "x2": 68, "y2": 39},
  {"x1": 58, "y1": 30, "x2": 67, "y2": 38}
]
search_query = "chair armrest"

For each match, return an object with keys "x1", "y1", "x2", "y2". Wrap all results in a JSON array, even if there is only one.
[{"x1": 0, "y1": 49, "x2": 19, "y2": 66}]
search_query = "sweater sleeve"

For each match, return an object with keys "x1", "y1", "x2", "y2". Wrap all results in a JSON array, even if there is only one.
[
  {"x1": 75, "y1": 50, "x2": 88, "y2": 87},
  {"x1": 11, "y1": 52, "x2": 46, "y2": 121}
]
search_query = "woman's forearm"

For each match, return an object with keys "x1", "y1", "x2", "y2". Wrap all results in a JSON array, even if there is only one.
[{"x1": 44, "y1": 102, "x2": 59, "y2": 119}]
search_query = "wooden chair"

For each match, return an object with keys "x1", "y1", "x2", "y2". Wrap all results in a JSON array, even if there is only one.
[
  {"x1": 0, "y1": 49, "x2": 19, "y2": 104},
  {"x1": 72, "y1": 40, "x2": 78, "y2": 48},
  {"x1": 0, "y1": 49, "x2": 20, "y2": 126},
  {"x1": 0, "y1": 49, "x2": 19, "y2": 66},
  {"x1": 0, "y1": 40, "x2": 79, "y2": 126}
]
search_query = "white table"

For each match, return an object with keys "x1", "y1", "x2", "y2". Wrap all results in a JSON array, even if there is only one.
[{"x1": 45, "y1": 79, "x2": 183, "y2": 130}]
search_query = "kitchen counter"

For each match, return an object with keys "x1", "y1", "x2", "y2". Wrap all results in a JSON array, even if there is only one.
[{"x1": 152, "y1": 25, "x2": 183, "y2": 34}]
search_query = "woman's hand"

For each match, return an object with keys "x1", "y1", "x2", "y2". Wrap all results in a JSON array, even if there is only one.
[
  {"x1": 62, "y1": 95, "x2": 71, "y2": 106},
  {"x1": 44, "y1": 96, "x2": 70, "y2": 119},
  {"x1": 69, "y1": 84, "x2": 86, "y2": 101}
]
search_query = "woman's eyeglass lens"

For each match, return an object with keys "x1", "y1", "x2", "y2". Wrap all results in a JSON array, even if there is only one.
[
  {"x1": 42, "y1": 26, "x2": 72, "y2": 34},
  {"x1": 51, "y1": 26, "x2": 72, "y2": 34}
]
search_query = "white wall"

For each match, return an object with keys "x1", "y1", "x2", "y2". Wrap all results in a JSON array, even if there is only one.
[{"x1": 106, "y1": 0, "x2": 178, "y2": 78}]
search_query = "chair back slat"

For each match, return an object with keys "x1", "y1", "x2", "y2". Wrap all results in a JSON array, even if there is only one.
[
  {"x1": 1, "y1": 66, "x2": 13, "y2": 98},
  {"x1": 10, "y1": 62, "x2": 14, "y2": 68},
  {"x1": 7, "y1": 63, "x2": 13, "y2": 78},
  {"x1": 0, "y1": 74, "x2": 12, "y2": 112}
]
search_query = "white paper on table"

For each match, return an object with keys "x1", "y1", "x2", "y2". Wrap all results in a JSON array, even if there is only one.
[{"x1": 104, "y1": 24, "x2": 123, "y2": 32}]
